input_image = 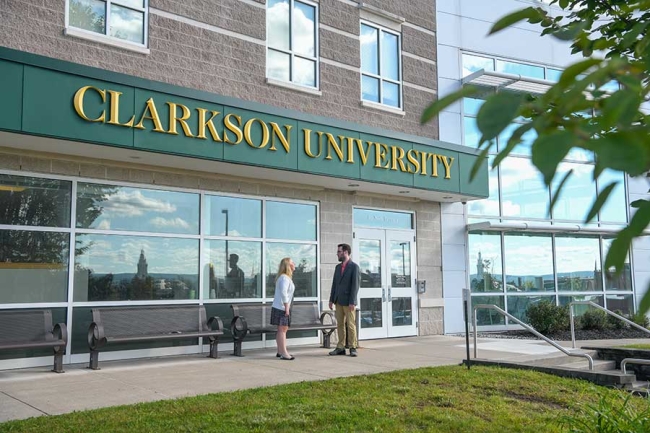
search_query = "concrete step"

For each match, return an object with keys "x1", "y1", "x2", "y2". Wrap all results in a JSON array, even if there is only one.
[
  {"x1": 553, "y1": 359, "x2": 616, "y2": 372},
  {"x1": 525, "y1": 350, "x2": 599, "y2": 368},
  {"x1": 624, "y1": 381, "x2": 650, "y2": 396}
]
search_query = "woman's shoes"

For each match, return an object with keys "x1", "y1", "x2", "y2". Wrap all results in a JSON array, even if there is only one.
[
  {"x1": 276, "y1": 353, "x2": 281, "y2": 358},
  {"x1": 279, "y1": 354, "x2": 295, "y2": 360}
]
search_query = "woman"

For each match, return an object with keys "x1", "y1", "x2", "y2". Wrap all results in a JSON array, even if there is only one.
[{"x1": 271, "y1": 257, "x2": 296, "y2": 360}]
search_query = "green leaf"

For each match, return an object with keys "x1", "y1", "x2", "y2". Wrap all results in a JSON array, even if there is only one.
[
  {"x1": 585, "y1": 182, "x2": 618, "y2": 223},
  {"x1": 601, "y1": 89, "x2": 642, "y2": 128},
  {"x1": 476, "y1": 93, "x2": 525, "y2": 141},
  {"x1": 640, "y1": 287, "x2": 650, "y2": 315},
  {"x1": 589, "y1": 133, "x2": 650, "y2": 177},
  {"x1": 549, "y1": 169, "x2": 573, "y2": 216},
  {"x1": 552, "y1": 21, "x2": 587, "y2": 41},
  {"x1": 420, "y1": 86, "x2": 479, "y2": 124},
  {"x1": 604, "y1": 199, "x2": 650, "y2": 272},
  {"x1": 531, "y1": 130, "x2": 577, "y2": 185},
  {"x1": 489, "y1": 8, "x2": 544, "y2": 34}
]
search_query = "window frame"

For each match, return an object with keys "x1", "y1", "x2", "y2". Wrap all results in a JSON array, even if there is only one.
[
  {"x1": 64, "y1": 0, "x2": 150, "y2": 54},
  {"x1": 360, "y1": 20, "x2": 403, "y2": 109},
  {"x1": 265, "y1": 0, "x2": 320, "y2": 90}
]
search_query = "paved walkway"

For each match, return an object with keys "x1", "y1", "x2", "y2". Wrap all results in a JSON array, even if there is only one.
[{"x1": 0, "y1": 335, "x2": 645, "y2": 423}]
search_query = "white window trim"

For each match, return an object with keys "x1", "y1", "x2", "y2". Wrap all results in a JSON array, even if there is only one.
[
  {"x1": 360, "y1": 20, "x2": 403, "y2": 110},
  {"x1": 266, "y1": 77, "x2": 322, "y2": 96},
  {"x1": 64, "y1": 0, "x2": 149, "y2": 53},
  {"x1": 266, "y1": 0, "x2": 320, "y2": 90}
]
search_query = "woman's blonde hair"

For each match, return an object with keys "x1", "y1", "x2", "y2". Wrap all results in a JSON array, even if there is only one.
[{"x1": 276, "y1": 257, "x2": 293, "y2": 281}]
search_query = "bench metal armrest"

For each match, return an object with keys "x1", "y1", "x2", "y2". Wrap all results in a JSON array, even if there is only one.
[
  {"x1": 207, "y1": 316, "x2": 224, "y2": 333},
  {"x1": 88, "y1": 321, "x2": 107, "y2": 350},
  {"x1": 230, "y1": 316, "x2": 249, "y2": 340},
  {"x1": 52, "y1": 322, "x2": 68, "y2": 352},
  {"x1": 319, "y1": 311, "x2": 337, "y2": 327}
]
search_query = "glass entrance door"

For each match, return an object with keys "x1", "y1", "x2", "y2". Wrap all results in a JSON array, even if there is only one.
[{"x1": 354, "y1": 228, "x2": 417, "y2": 339}]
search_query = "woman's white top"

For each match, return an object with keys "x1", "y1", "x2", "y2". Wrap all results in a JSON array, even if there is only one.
[{"x1": 272, "y1": 274, "x2": 295, "y2": 310}]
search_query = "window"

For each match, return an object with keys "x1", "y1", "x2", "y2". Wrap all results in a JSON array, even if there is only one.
[
  {"x1": 360, "y1": 22, "x2": 402, "y2": 108},
  {"x1": 67, "y1": 0, "x2": 148, "y2": 47},
  {"x1": 267, "y1": 0, "x2": 318, "y2": 88}
]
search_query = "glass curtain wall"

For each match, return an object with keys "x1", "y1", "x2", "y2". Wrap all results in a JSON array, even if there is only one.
[
  {"x1": 0, "y1": 173, "x2": 318, "y2": 361},
  {"x1": 461, "y1": 53, "x2": 631, "y2": 326}
]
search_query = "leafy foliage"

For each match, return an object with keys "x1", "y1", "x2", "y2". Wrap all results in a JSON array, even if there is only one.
[
  {"x1": 559, "y1": 393, "x2": 650, "y2": 433},
  {"x1": 526, "y1": 300, "x2": 570, "y2": 334},
  {"x1": 421, "y1": 1, "x2": 650, "y2": 312},
  {"x1": 580, "y1": 309, "x2": 609, "y2": 331}
]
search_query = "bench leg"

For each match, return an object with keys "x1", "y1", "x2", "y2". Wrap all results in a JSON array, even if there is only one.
[
  {"x1": 208, "y1": 340, "x2": 219, "y2": 359},
  {"x1": 89, "y1": 350, "x2": 100, "y2": 370},
  {"x1": 322, "y1": 331, "x2": 331, "y2": 348},
  {"x1": 233, "y1": 339, "x2": 243, "y2": 357},
  {"x1": 52, "y1": 351, "x2": 64, "y2": 373}
]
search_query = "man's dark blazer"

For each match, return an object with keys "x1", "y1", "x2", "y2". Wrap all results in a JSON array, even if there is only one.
[{"x1": 329, "y1": 260, "x2": 360, "y2": 306}]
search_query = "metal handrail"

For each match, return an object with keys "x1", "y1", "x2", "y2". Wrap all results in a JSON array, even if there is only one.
[
  {"x1": 473, "y1": 304, "x2": 594, "y2": 371},
  {"x1": 569, "y1": 301, "x2": 650, "y2": 349},
  {"x1": 621, "y1": 358, "x2": 650, "y2": 375}
]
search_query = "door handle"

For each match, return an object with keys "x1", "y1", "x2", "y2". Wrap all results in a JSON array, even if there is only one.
[
  {"x1": 382, "y1": 288, "x2": 386, "y2": 302},
  {"x1": 388, "y1": 286, "x2": 392, "y2": 302}
]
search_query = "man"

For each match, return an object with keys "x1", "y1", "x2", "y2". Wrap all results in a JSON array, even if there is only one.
[
  {"x1": 225, "y1": 254, "x2": 245, "y2": 297},
  {"x1": 328, "y1": 243, "x2": 360, "y2": 357}
]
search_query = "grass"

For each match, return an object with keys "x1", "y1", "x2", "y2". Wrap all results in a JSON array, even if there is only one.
[
  {"x1": 621, "y1": 343, "x2": 650, "y2": 350},
  {"x1": 1, "y1": 366, "x2": 648, "y2": 433}
]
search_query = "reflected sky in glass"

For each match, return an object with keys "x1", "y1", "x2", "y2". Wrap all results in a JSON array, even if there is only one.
[
  {"x1": 266, "y1": 201, "x2": 316, "y2": 241},
  {"x1": 496, "y1": 60, "x2": 544, "y2": 79},
  {"x1": 555, "y1": 235, "x2": 602, "y2": 292},
  {"x1": 498, "y1": 123, "x2": 537, "y2": 156},
  {"x1": 461, "y1": 54, "x2": 494, "y2": 77},
  {"x1": 265, "y1": 242, "x2": 316, "y2": 297},
  {"x1": 267, "y1": 0, "x2": 290, "y2": 50},
  {"x1": 69, "y1": 0, "x2": 105, "y2": 34},
  {"x1": 362, "y1": 75, "x2": 379, "y2": 102},
  {"x1": 118, "y1": 0, "x2": 144, "y2": 9},
  {"x1": 551, "y1": 162, "x2": 596, "y2": 221},
  {"x1": 361, "y1": 24, "x2": 378, "y2": 74},
  {"x1": 359, "y1": 239, "x2": 381, "y2": 288},
  {"x1": 77, "y1": 183, "x2": 199, "y2": 234},
  {"x1": 381, "y1": 31, "x2": 399, "y2": 80},
  {"x1": 389, "y1": 241, "x2": 411, "y2": 287},
  {"x1": 109, "y1": 5, "x2": 143, "y2": 44},
  {"x1": 75, "y1": 234, "x2": 199, "y2": 275},
  {"x1": 468, "y1": 231, "x2": 502, "y2": 292},
  {"x1": 598, "y1": 169, "x2": 627, "y2": 223},
  {"x1": 205, "y1": 195, "x2": 261, "y2": 238},
  {"x1": 546, "y1": 68, "x2": 562, "y2": 82},
  {"x1": 293, "y1": 1, "x2": 315, "y2": 56},
  {"x1": 382, "y1": 81, "x2": 399, "y2": 107},
  {"x1": 504, "y1": 233, "x2": 554, "y2": 292},
  {"x1": 463, "y1": 98, "x2": 484, "y2": 116},
  {"x1": 468, "y1": 156, "x2": 499, "y2": 216},
  {"x1": 500, "y1": 157, "x2": 549, "y2": 219},
  {"x1": 267, "y1": 49, "x2": 290, "y2": 82},
  {"x1": 294, "y1": 57, "x2": 315, "y2": 87}
]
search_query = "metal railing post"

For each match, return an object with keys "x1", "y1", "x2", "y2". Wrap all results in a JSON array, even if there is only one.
[{"x1": 569, "y1": 304, "x2": 576, "y2": 349}]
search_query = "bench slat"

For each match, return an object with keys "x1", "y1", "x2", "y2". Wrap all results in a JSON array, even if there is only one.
[{"x1": 0, "y1": 310, "x2": 53, "y2": 345}]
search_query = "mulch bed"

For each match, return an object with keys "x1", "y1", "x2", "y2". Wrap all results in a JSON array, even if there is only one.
[{"x1": 473, "y1": 328, "x2": 650, "y2": 341}]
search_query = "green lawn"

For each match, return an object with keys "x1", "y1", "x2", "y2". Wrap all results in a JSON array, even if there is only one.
[
  {"x1": 1, "y1": 366, "x2": 648, "y2": 433},
  {"x1": 622, "y1": 343, "x2": 650, "y2": 350}
]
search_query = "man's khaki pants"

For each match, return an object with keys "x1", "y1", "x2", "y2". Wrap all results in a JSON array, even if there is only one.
[{"x1": 334, "y1": 303, "x2": 357, "y2": 349}]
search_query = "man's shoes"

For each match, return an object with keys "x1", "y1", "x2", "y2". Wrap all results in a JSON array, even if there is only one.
[
  {"x1": 349, "y1": 348, "x2": 358, "y2": 357},
  {"x1": 329, "y1": 348, "x2": 346, "y2": 356}
]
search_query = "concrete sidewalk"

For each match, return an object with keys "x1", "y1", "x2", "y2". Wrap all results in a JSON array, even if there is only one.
[{"x1": 0, "y1": 335, "x2": 644, "y2": 423}]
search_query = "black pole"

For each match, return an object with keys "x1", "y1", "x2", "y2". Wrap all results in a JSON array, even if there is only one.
[{"x1": 463, "y1": 291, "x2": 471, "y2": 370}]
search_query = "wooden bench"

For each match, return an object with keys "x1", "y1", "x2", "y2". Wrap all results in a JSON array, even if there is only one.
[
  {"x1": 0, "y1": 310, "x2": 68, "y2": 373},
  {"x1": 230, "y1": 301, "x2": 336, "y2": 357},
  {"x1": 87, "y1": 305, "x2": 223, "y2": 370}
]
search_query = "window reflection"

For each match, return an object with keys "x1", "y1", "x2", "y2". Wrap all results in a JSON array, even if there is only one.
[
  {"x1": 362, "y1": 76, "x2": 379, "y2": 102},
  {"x1": 463, "y1": 98, "x2": 485, "y2": 116},
  {"x1": 500, "y1": 157, "x2": 549, "y2": 219},
  {"x1": 461, "y1": 53, "x2": 494, "y2": 77},
  {"x1": 555, "y1": 236, "x2": 602, "y2": 292},
  {"x1": 603, "y1": 238, "x2": 632, "y2": 291},
  {"x1": 77, "y1": 183, "x2": 199, "y2": 234},
  {"x1": 266, "y1": 201, "x2": 316, "y2": 241},
  {"x1": 381, "y1": 31, "x2": 399, "y2": 81},
  {"x1": 498, "y1": 123, "x2": 536, "y2": 156},
  {"x1": 0, "y1": 174, "x2": 71, "y2": 227},
  {"x1": 546, "y1": 68, "x2": 562, "y2": 82},
  {"x1": 204, "y1": 240, "x2": 262, "y2": 299},
  {"x1": 382, "y1": 81, "x2": 400, "y2": 108},
  {"x1": 265, "y1": 243, "x2": 316, "y2": 298},
  {"x1": 559, "y1": 295, "x2": 604, "y2": 316},
  {"x1": 360, "y1": 24, "x2": 378, "y2": 74},
  {"x1": 294, "y1": 57, "x2": 316, "y2": 87},
  {"x1": 69, "y1": 0, "x2": 106, "y2": 35},
  {"x1": 109, "y1": 4, "x2": 144, "y2": 44},
  {"x1": 504, "y1": 233, "x2": 554, "y2": 292},
  {"x1": 0, "y1": 230, "x2": 69, "y2": 303},
  {"x1": 74, "y1": 234, "x2": 199, "y2": 301},
  {"x1": 205, "y1": 195, "x2": 261, "y2": 238},
  {"x1": 361, "y1": 23, "x2": 401, "y2": 108},
  {"x1": 360, "y1": 298, "x2": 382, "y2": 328},
  {"x1": 359, "y1": 239, "x2": 381, "y2": 288},
  {"x1": 469, "y1": 232, "x2": 503, "y2": 293},
  {"x1": 293, "y1": 1, "x2": 315, "y2": 57},
  {"x1": 392, "y1": 297, "x2": 412, "y2": 326},
  {"x1": 472, "y1": 296, "x2": 505, "y2": 325},
  {"x1": 551, "y1": 162, "x2": 596, "y2": 221},
  {"x1": 605, "y1": 294, "x2": 634, "y2": 315},
  {"x1": 267, "y1": 49, "x2": 290, "y2": 82},
  {"x1": 598, "y1": 170, "x2": 627, "y2": 223},
  {"x1": 390, "y1": 241, "x2": 410, "y2": 287},
  {"x1": 467, "y1": 155, "x2": 499, "y2": 216},
  {"x1": 267, "y1": 0, "x2": 290, "y2": 50},
  {"x1": 496, "y1": 60, "x2": 544, "y2": 79},
  {"x1": 507, "y1": 295, "x2": 555, "y2": 322}
]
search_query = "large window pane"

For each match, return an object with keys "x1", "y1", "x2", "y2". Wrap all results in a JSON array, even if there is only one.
[
  {"x1": 603, "y1": 238, "x2": 632, "y2": 291},
  {"x1": 360, "y1": 24, "x2": 378, "y2": 74},
  {"x1": 204, "y1": 240, "x2": 262, "y2": 299},
  {"x1": 598, "y1": 169, "x2": 627, "y2": 223},
  {"x1": 267, "y1": 49, "x2": 290, "y2": 82},
  {"x1": 555, "y1": 236, "x2": 602, "y2": 292},
  {"x1": 293, "y1": 1, "x2": 315, "y2": 57},
  {"x1": 559, "y1": 295, "x2": 603, "y2": 316},
  {"x1": 462, "y1": 53, "x2": 494, "y2": 77},
  {"x1": 266, "y1": 243, "x2": 316, "y2": 298},
  {"x1": 496, "y1": 60, "x2": 544, "y2": 79},
  {"x1": 546, "y1": 68, "x2": 562, "y2": 82},
  {"x1": 507, "y1": 295, "x2": 555, "y2": 323},
  {"x1": 469, "y1": 231, "x2": 503, "y2": 293},
  {"x1": 0, "y1": 230, "x2": 69, "y2": 303},
  {"x1": 605, "y1": 294, "x2": 634, "y2": 315},
  {"x1": 498, "y1": 123, "x2": 536, "y2": 156},
  {"x1": 266, "y1": 201, "x2": 316, "y2": 241},
  {"x1": 551, "y1": 162, "x2": 596, "y2": 221},
  {"x1": 69, "y1": 0, "x2": 106, "y2": 35},
  {"x1": 500, "y1": 157, "x2": 549, "y2": 219},
  {"x1": 472, "y1": 296, "x2": 505, "y2": 326},
  {"x1": 468, "y1": 156, "x2": 499, "y2": 216},
  {"x1": 0, "y1": 308, "x2": 67, "y2": 360},
  {"x1": 74, "y1": 234, "x2": 199, "y2": 301},
  {"x1": 205, "y1": 195, "x2": 261, "y2": 238},
  {"x1": 109, "y1": 4, "x2": 144, "y2": 44},
  {"x1": 381, "y1": 31, "x2": 399, "y2": 81},
  {"x1": 389, "y1": 241, "x2": 411, "y2": 288},
  {"x1": 267, "y1": 0, "x2": 290, "y2": 50},
  {"x1": 77, "y1": 183, "x2": 199, "y2": 234},
  {"x1": 504, "y1": 233, "x2": 554, "y2": 292},
  {"x1": 0, "y1": 174, "x2": 71, "y2": 227},
  {"x1": 463, "y1": 98, "x2": 485, "y2": 116},
  {"x1": 359, "y1": 239, "x2": 381, "y2": 288}
]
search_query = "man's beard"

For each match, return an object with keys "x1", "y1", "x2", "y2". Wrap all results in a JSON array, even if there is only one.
[{"x1": 338, "y1": 256, "x2": 344, "y2": 262}]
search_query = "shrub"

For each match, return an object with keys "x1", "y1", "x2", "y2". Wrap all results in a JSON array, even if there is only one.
[
  {"x1": 580, "y1": 309, "x2": 609, "y2": 331},
  {"x1": 526, "y1": 301, "x2": 570, "y2": 334},
  {"x1": 606, "y1": 309, "x2": 628, "y2": 330},
  {"x1": 631, "y1": 312, "x2": 650, "y2": 329}
]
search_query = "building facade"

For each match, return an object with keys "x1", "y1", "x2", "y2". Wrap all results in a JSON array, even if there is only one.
[
  {"x1": 0, "y1": 0, "x2": 488, "y2": 369},
  {"x1": 437, "y1": 0, "x2": 650, "y2": 333}
]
